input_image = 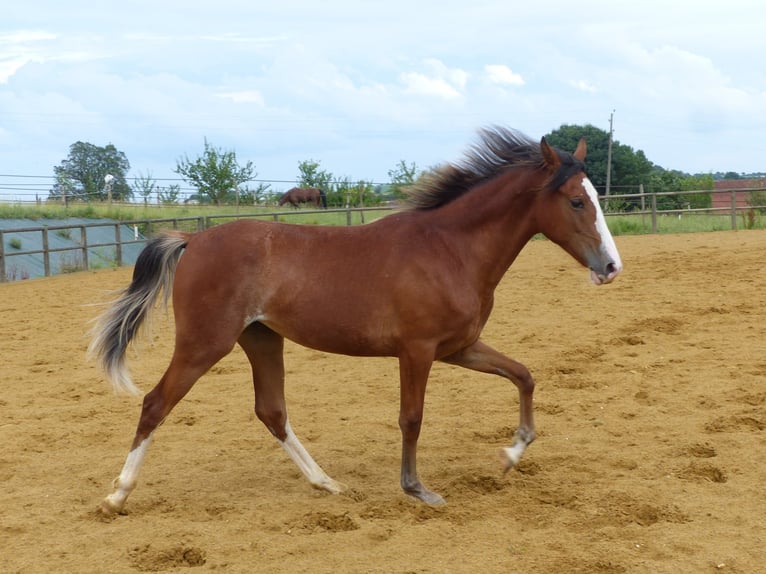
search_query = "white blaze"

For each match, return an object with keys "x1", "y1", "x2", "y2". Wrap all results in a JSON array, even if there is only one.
[{"x1": 582, "y1": 176, "x2": 623, "y2": 275}]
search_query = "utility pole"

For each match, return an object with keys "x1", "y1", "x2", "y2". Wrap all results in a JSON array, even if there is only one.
[{"x1": 605, "y1": 110, "x2": 615, "y2": 211}]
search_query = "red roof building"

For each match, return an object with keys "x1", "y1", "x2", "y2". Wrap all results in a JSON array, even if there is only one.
[{"x1": 711, "y1": 178, "x2": 766, "y2": 210}]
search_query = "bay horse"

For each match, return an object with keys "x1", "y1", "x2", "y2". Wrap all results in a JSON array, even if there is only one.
[
  {"x1": 278, "y1": 186, "x2": 328, "y2": 208},
  {"x1": 90, "y1": 127, "x2": 622, "y2": 515}
]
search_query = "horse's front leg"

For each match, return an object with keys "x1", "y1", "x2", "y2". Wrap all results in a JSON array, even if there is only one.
[
  {"x1": 441, "y1": 339, "x2": 536, "y2": 472},
  {"x1": 398, "y1": 348, "x2": 444, "y2": 504}
]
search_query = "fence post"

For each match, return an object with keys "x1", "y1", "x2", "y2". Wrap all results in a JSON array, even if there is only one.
[
  {"x1": 730, "y1": 189, "x2": 737, "y2": 230},
  {"x1": 0, "y1": 230, "x2": 5, "y2": 282},
  {"x1": 114, "y1": 224, "x2": 123, "y2": 267},
  {"x1": 346, "y1": 205, "x2": 352, "y2": 226},
  {"x1": 651, "y1": 192, "x2": 658, "y2": 233},
  {"x1": 80, "y1": 226, "x2": 89, "y2": 271},
  {"x1": 42, "y1": 227, "x2": 51, "y2": 277}
]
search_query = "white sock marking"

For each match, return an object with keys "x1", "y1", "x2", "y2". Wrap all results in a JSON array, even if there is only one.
[
  {"x1": 280, "y1": 421, "x2": 343, "y2": 493},
  {"x1": 102, "y1": 433, "x2": 153, "y2": 512}
]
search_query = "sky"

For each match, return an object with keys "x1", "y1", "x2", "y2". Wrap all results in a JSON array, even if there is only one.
[{"x1": 1, "y1": 1, "x2": 765, "y2": 200}]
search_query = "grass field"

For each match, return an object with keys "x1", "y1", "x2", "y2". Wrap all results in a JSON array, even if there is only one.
[{"x1": 0, "y1": 202, "x2": 387, "y2": 227}]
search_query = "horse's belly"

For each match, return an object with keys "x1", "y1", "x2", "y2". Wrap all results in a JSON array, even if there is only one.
[{"x1": 265, "y1": 318, "x2": 398, "y2": 357}]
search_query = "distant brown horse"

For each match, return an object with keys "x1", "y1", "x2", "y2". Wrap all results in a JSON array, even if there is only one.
[
  {"x1": 278, "y1": 187, "x2": 327, "y2": 208},
  {"x1": 91, "y1": 127, "x2": 622, "y2": 515}
]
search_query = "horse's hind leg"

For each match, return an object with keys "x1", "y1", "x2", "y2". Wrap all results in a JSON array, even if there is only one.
[
  {"x1": 238, "y1": 322, "x2": 344, "y2": 494},
  {"x1": 100, "y1": 335, "x2": 236, "y2": 515},
  {"x1": 441, "y1": 339, "x2": 536, "y2": 472}
]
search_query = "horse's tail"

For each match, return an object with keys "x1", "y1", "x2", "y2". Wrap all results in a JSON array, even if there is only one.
[
  {"x1": 319, "y1": 189, "x2": 327, "y2": 208},
  {"x1": 88, "y1": 232, "x2": 190, "y2": 395}
]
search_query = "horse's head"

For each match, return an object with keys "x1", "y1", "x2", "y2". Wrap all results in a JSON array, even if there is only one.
[{"x1": 535, "y1": 138, "x2": 622, "y2": 285}]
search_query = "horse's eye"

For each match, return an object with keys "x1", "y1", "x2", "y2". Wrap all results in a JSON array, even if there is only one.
[{"x1": 570, "y1": 197, "x2": 585, "y2": 209}]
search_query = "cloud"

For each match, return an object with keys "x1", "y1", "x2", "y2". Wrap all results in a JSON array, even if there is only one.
[
  {"x1": 399, "y1": 59, "x2": 468, "y2": 100},
  {"x1": 216, "y1": 90, "x2": 266, "y2": 105},
  {"x1": 0, "y1": 57, "x2": 28, "y2": 83},
  {"x1": 0, "y1": 30, "x2": 58, "y2": 83},
  {"x1": 0, "y1": 30, "x2": 57, "y2": 44},
  {"x1": 484, "y1": 64, "x2": 524, "y2": 87},
  {"x1": 1, "y1": 2, "x2": 765, "y2": 183},
  {"x1": 570, "y1": 79, "x2": 597, "y2": 93},
  {"x1": 400, "y1": 72, "x2": 462, "y2": 100},
  {"x1": 0, "y1": 29, "x2": 111, "y2": 84}
]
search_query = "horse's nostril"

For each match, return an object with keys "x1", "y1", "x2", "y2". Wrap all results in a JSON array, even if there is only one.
[{"x1": 606, "y1": 262, "x2": 616, "y2": 275}]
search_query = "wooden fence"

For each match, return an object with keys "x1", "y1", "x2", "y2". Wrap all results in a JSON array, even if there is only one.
[
  {"x1": 0, "y1": 207, "x2": 389, "y2": 282},
  {"x1": 1, "y1": 189, "x2": 764, "y2": 282},
  {"x1": 603, "y1": 187, "x2": 765, "y2": 232}
]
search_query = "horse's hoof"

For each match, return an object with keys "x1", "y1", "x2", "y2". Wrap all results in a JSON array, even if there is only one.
[
  {"x1": 311, "y1": 477, "x2": 347, "y2": 495},
  {"x1": 421, "y1": 491, "x2": 446, "y2": 505},
  {"x1": 404, "y1": 486, "x2": 445, "y2": 505},
  {"x1": 323, "y1": 478, "x2": 347, "y2": 494},
  {"x1": 98, "y1": 498, "x2": 123, "y2": 516}
]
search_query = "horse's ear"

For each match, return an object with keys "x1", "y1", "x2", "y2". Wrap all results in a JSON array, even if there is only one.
[
  {"x1": 573, "y1": 137, "x2": 587, "y2": 161},
  {"x1": 540, "y1": 137, "x2": 560, "y2": 171}
]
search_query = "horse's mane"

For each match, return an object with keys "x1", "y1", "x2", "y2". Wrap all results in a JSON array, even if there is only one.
[{"x1": 402, "y1": 126, "x2": 581, "y2": 211}]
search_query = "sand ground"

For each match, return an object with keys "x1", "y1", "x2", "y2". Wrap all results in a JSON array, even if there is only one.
[{"x1": 1, "y1": 230, "x2": 765, "y2": 573}]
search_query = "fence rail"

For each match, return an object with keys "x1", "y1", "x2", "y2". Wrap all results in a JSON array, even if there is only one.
[
  {"x1": 0, "y1": 207, "x2": 391, "y2": 282},
  {"x1": 1, "y1": 190, "x2": 764, "y2": 282},
  {"x1": 600, "y1": 187, "x2": 765, "y2": 233}
]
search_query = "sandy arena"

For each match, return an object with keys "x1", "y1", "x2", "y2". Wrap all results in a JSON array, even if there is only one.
[{"x1": 1, "y1": 230, "x2": 764, "y2": 573}]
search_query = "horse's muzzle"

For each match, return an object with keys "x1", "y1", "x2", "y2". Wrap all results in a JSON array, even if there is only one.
[{"x1": 590, "y1": 260, "x2": 621, "y2": 285}]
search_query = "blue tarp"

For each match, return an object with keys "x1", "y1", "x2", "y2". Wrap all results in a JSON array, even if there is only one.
[{"x1": 1, "y1": 218, "x2": 146, "y2": 281}]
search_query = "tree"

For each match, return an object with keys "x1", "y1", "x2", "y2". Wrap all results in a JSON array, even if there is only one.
[
  {"x1": 297, "y1": 160, "x2": 334, "y2": 190},
  {"x1": 544, "y1": 124, "x2": 611, "y2": 190},
  {"x1": 132, "y1": 171, "x2": 157, "y2": 205},
  {"x1": 354, "y1": 180, "x2": 377, "y2": 206},
  {"x1": 239, "y1": 186, "x2": 271, "y2": 206},
  {"x1": 295, "y1": 159, "x2": 340, "y2": 205},
  {"x1": 388, "y1": 160, "x2": 419, "y2": 199},
  {"x1": 332, "y1": 177, "x2": 379, "y2": 208},
  {"x1": 647, "y1": 169, "x2": 685, "y2": 210},
  {"x1": 334, "y1": 176, "x2": 353, "y2": 207},
  {"x1": 175, "y1": 139, "x2": 257, "y2": 205},
  {"x1": 50, "y1": 142, "x2": 132, "y2": 202},
  {"x1": 158, "y1": 184, "x2": 181, "y2": 205},
  {"x1": 545, "y1": 124, "x2": 654, "y2": 210},
  {"x1": 647, "y1": 170, "x2": 713, "y2": 211}
]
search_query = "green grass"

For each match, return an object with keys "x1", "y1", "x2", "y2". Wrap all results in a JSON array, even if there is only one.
[
  {"x1": 0, "y1": 202, "x2": 234, "y2": 221},
  {"x1": 606, "y1": 212, "x2": 766, "y2": 235},
  {"x1": 0, "y1": 202, "x2": 389, "y2": 227}
]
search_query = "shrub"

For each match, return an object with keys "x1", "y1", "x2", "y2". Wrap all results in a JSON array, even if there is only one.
[{"x1": 58, "y1": 252, "x2": 85, "y2": 274}]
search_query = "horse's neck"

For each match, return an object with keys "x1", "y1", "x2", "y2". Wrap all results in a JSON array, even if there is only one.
[{"x1": 429, "y1": 173, "x2": 540, "y2": 289}]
